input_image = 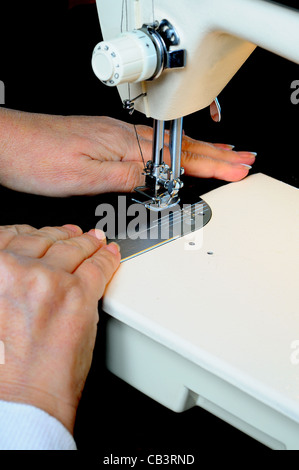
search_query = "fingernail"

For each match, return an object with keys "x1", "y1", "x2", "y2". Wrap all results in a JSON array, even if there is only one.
[
  {"x1": 214, "y1": 144, "x2": 235, "y2": 150},
  {"x1": 240, "y1": 164, "x2": 252, "y2": 169},
  {"x1": 63, "y1": 224, "x2": 82, "y2": 233},
  {"x1": 238, "y1": 151, "x2": 257, "y2": 157},
  {"x1": 105, "y1": 242, "x2": 121, "y2": 256},
  {"x1": 223, "y1": 144, "x2": 235, "y2": 150},
  {"x1": 88, "y1": 228, "x2": 106, "y2": 241}
]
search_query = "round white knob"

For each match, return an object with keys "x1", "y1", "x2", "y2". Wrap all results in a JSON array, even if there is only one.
[{"x1": 92, "y1": 30, "x2": 158, "y2": 87}]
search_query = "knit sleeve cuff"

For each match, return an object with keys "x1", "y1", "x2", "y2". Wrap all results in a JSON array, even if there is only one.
[{"x1": 0, "y1": 400, "x2": 77, "y2": 450}]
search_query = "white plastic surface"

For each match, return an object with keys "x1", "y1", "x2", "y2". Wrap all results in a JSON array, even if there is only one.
[
  {"x1": 92, "y1": 30, "x2": 157, "y2": 86},
  {"x1": 102, "y1": 174, "x2": 299, "y2": 449}
]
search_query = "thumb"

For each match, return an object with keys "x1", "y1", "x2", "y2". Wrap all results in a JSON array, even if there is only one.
[{"x1": 85, "y1": 160, "x2": 145, "y2": 194}]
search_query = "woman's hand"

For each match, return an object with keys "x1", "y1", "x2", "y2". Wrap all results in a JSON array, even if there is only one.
[
  {"x1": 0, "y1": 109, "x2": 256, "y2": 196},
  {"x1": 0, "y1": 223, "x2": 120, "y2": 433}
]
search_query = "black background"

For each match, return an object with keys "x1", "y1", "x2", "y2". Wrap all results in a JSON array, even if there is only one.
[{"x1": 0, "y1": 0, "x2": 298, "y2": 459}]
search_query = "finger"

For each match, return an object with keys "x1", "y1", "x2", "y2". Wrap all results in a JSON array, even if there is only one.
[
  {"x1": 181, "y1": 153, "x2": 253, "y2": 181},
  {"x1": 135, "y1": 128, "x2": 256, "y2": 161},
  {"x1": 138, "y1": 130, "x2": 256, "y2": 167},
  {"x1": 181, "y1": 137, "x2": 257, "y2": 164},
  {"x1": 160, "y1": 142, "x2": 254, "y2": 182},
  {"x1": 42, "y1": 230, "x2": 107, "y2": 273},
  {"x1": 0, "y1": 224, "x2": 36, "y2": 249},
  {"x1": 210, "y1": 149, "x2": 257, "y2": 164},
  {"x1": 3, "y1": 224, "x2": 83, "y2": 258},
  {"x1": 212, "y1": 143, "x2": 235, "y2": 150},
  {"x1": 206, "y1": 149, "x2": 256, "y2": 165},
  {"x1": 75, "y1": 242, "x2": 121, "y2": 300}
]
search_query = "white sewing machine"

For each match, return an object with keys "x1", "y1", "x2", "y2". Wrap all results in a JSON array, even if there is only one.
[{"x1": 92, "y1": 0, "x2": 299, "y2": 450}]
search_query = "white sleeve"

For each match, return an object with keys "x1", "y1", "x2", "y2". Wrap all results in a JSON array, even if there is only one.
[{"x1": 0, "y1": 400, "x2": 77, "y2": 450}]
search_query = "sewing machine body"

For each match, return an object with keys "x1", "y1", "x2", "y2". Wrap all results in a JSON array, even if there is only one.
[
  {"x1": 93, "y1": 0, "x2": 299, "y2": 449},
  {"x1": 93, "y1": 0, "x2": 299, "y2": 210},
  {"x1": 95, "y1": 0, "x2": 299, "y2": 120}
]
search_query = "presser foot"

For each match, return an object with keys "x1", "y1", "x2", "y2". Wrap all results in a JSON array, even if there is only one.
[
  {"x1": 132, "y1": 160, "x2": 184, "y2": 211},
  {"x1": 132, "y1": 185, "x2": 180, "y2": 211}
]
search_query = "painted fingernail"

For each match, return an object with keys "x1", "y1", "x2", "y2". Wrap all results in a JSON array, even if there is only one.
[
  {"x1": 240, "y1": 164, "x2": 252, "y2": 169},
  {"x1": 223, "y1": 144, "x2": 235, "y2": 149},
  {"x1": 214, "y1": 144, "x2": 235, "y2": 150},
  {"x1": 105, "y1": 242, "x2": 121, "y2": 256},
  {"x1": 88, "y1": 228, "x2": 106, "y2": 241},
  {"x1": 238, "y1": 151, "x2": 257, "y2": 157},
  {"x1": 63, "y1": 224, "x2": 82, "y2": 233}
]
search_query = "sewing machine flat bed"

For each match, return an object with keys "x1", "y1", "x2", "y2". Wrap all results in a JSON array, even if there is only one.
[{"x1": 102, "y1": 173, "x2": 299, "y2": 450}]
